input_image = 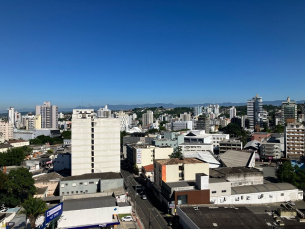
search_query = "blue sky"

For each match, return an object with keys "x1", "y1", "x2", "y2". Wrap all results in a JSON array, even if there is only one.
[{"x1": 1, "y1": 0, "x2": 305, "y2": 110}]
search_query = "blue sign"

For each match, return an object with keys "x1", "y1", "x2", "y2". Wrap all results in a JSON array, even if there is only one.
[{"x1": 45, "y1": 202, "x2": 63, "y2": 224}]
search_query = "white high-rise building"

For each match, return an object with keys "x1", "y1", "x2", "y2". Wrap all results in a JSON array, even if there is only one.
[
  {"x1": 229, "y1": 106, "x2": 236, "y2": 120},
  {"x1": 116, "y1": 110, "x2": 130, "y2": 131},
  {"x1": 71, "y1": 109, "x2": 120, "y2": 176},
  {"x1": 142, "y1": 110, "x2": 153, "y2": 128},
  {"x1": 247, "y1": 94, "x2": 267, "y2": 129},
  {"x1": 180, "y1": 112, "x2": 191, "y2": 121},
  {"x1": 8, "y1": 107, "x2": 14, "y2": 126},
  {"x1": 97, "y1": 105, "x2": 112, "y2": 118},
  {"x1": 0, "y1": 121, "x2": 13, "y2": 141},
  {"x1": 35, "y1": 102, "x2": 58, "y2": 129}
]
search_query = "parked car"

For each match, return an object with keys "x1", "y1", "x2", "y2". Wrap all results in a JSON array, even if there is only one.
[
  {"x1": 141, "y1": 194, "x2": 147, "y2": 200},
  {"x1": 121, "y1": 216, "x2": 133, "y2": 222}
]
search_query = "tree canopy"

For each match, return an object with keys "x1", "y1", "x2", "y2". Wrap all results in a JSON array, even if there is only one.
[
  {"x1": 0, "y1": 168, "x2": 36, "y2": 207},
  {"x1": 0, "y1": 147, "x2": 29, "y2": 166},
  {"x1": 169, "y1": 146, "x2": 183, "y2": 159},
  {"x1": 61, "y1": 131, "x2": 71, "y2": 139},
  {"x1": 277, "y1": 161, "x2": 305, "y2": 190},
  {"x1": 30, "y1": 135, "x2": 63, "y2": 145}
]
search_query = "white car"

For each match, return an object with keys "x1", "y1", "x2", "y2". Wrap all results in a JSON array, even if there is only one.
[{"x1": 121, "y1": 216, "x2": 133, "y2": 222}]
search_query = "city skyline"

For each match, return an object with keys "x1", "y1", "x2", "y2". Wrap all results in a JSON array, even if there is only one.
[{"x1": 1, "y1": 1, "x2": 305, "y2": 109}]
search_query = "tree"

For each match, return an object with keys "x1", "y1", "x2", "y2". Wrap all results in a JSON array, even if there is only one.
[
  {"x1": 169, "y1": 146, "x2": 183, "y2": 159},
  {"x1": 277, "y1": 161, "x2": 296, "y2": 183},
  {"x1": 4, "y1": 168, "x2": 36, "y2": 206},
  {"x1": 133, "y1": 164, "x2": 139, "y2": 175},
  {"x1": 62, "y1": 131, "x2": 71, "y2": 139},
  {"x1": 21, "y1": 197, "x2": 48, "y2": 228},
  {"x1": 274, "y1": 125, "x2": 285, "y2": 133}
]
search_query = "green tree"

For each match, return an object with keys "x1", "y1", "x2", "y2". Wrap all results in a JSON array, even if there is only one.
[
  {"x1": 21, "y1": 197, "x2": 48, "y2": 228},
  {"x1": 133, "y1": 164, "x2": 139, "y2": 175},
  {"x1": 4, "y1": 168, "x2": 36, "y2": 206},
  {"x1": 169, "y1": 146, "x2": 183, "y2": 159},
  {"x1": 0, "y1": 147, "x2": 25, "y2": 166},
  {"x1": 274, "y1": 125, "x2": 285, "y2": 133},
  {"x1": 277, "y1": 161, "x2": 296, "y2": 183},
  {"x1": 62, "y1": 131, "x2": 71, "y2": 139}
]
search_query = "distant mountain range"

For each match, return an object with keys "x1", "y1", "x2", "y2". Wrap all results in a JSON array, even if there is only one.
[{"x1": 1, "y1": 100, "x2": 304, "y2": 114}]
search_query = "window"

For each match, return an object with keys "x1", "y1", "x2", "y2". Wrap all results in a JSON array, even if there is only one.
[
  {"x1": 65, "y1": 183, "x2": 68, "y2": 186},
  {"x1": 61, "y1": 184, "x2": 65, "y2": 188},
  {"x1": 84, "y1": 182, "x2": 88, "y2": 185},
  {"x1": 281, "y1": 193, "x2": 284, "y2": 196},
  {"x1": 62, "y1": 192, "x2": 64, "y2": 195},
  {"x1": 67, "y1": 192, "x2": 69, "y2": 195},
  {"x1": 222, "y1": 190, "x2": 226, "y2": 193},
  {"x1": 212, "y1": 191, "x2": 216, "y2": 194},
  {"x1": 89, "y1": 182, "x2": 94, "y2": 184},
  {"x1": 79, "y1": 182, "x2": 83, "y2": 185},
  {"x1": 71, "y1": 191, "x2": 74, "y2": 194},
  {"x1": 76, "y1": 191, "x2": 78, "y2": 194},
  {"x1": 80, "y1": 191, "x2": 83, "y2": 193},
  {"x1": 72, "y1": 183, "x2": 76, "y2": 187},
  {"x1": 85, "y1": 190, "x2": 88, "y2": 193}
]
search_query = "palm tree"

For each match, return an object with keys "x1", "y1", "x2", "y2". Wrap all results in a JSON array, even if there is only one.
[{"x1": 21, "y1": 197, "x2": 48, "y2": 228}]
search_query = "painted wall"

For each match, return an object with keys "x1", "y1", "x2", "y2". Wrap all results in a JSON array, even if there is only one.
[{"x1": 184, "y1": 163, "x2": 209, "y2": 180}]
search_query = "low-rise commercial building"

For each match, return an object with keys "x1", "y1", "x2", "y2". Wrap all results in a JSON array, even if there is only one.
[{"x1": 219, "y1": 140, "x2": 243, "y2": 154}]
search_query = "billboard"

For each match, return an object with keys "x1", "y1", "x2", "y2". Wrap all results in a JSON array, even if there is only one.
[{"x1": 45, "y1": 202, "x2": 63, "y2": 224}]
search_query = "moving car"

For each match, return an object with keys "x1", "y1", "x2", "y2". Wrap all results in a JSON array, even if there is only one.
[
  {"x1": 121, "y1": 216, "x2": 133, "y2": 222},
  {"x1": 141, "y1": 194, "x2": 147, "y2": 200}
]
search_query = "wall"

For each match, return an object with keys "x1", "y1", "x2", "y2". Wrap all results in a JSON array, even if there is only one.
[
  {"x1": 227, "y1": 172, "x2": 263, "y2": 187},
  {"x1": 175, "y1": 189, "x2": 210, "y2": 205},
  {"x1": 165, "y1": 164, "x2": 179, "y2": 182},
  {"x1": 154, "y1": 147, "x2": 173, "y2": 160},
  {"x1": 210, "y1": 189, "x2": 303, "y2": 205},
  {"x1": 100, "y1": 178, "x2": 123, "y2": 192},
  {"x1": 184, "y1": 163, "x2": 209, "y2": 181},
  {"x1": 35, "y1": 181, "x2": 59, "y2": 196},
  {"x1": 209, "y1": 182, "x2": 231, "y2": 197},
  {"x1": 60, "y1": 178, "x2": 99, "y2": 195},
  {"x1": 53, "y1": 153, "x2": 71, "y2": 172}
]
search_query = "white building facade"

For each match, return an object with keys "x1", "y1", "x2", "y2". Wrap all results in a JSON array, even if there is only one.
[
  {"x1": 71, "y1": 109, "x2": 120, "y2": 176},
  {"x1": 35, "y1": 101, "x2": 58, "y2": 129}
]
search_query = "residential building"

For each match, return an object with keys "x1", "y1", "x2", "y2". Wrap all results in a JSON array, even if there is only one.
[
  {"x1": 180, "y1": 112, "x2": 191, "y2": 121},
  {"x1": 219, "y1": 140, "x2": 243, "y2": 154},
  {"x1": 7, "y1": 139, "x2": 29, "y2": 148},
  {"x1": 153, "y1": 131, "x2": 184, "y2": 149},
  {"x1": 251, "y1": 132, "x2": 272, "y2": 142},
  {"x1": 154, "y1": 158, "x2": 209, "y2": 189},
  {"x1": 126, "y1": 144, "x2": 173, "y2": 171},
  {"x1": 260, "y1": 143, "x2": 281, "y2": 160},
  {"x1": 179, "y1": 142, "x2": 213, "y2": 153},
  {"x1": 35, "y1": 101, "x2": 58, "y2": 129},
  {"x1": 7, "y1": 107, "x2": 14, "y2": 126},
  {"x1": 71, "y1": 109, "x2": 120, "y2": 176},
  {"x1": 285, "y1": 123, "x2": 305, "y2": 158},
  {"x1": 116, "y1": 110, "x2": 130, "y2": 131},
  {"x1": 172, "y1": 121, "x2": 193, "y2": 131},
  {"x1": 142, "y1": 110, "x2": 154, "y2": 128},
  {"x1": 0, "y1": 121, "x2": 13, "y2": 141},
  {"x1": 229, "y1": 106, "x2": 236, "y2": 120},
  {"x1": 33, "y1": 172, "x2": 63, "y2": 196},
  {"x1": 53, "y1": 153, "x2": 71, "y2": 172},
  {"x1": 195, "y1": 115, "x2": 210, "y2": 133},
  {"x1": 247, "y1": 94, "x2": 268, "y2": 129},
  {"x1": 281, "y1": 97, "x2": 297, "y2": 125},
  {"x1": 97, "y1": 105, "x2": 111, "y2": 118},
  {"x1": 193, "y1": 106, "x2": 203, "y2": 116},
  {"x1": 33, "y1": 114, "x2": 41, "y2": 130}
]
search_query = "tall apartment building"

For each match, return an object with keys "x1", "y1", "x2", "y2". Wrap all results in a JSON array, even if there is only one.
[
  {"x1": 281, "y1": 97, "x2": 297, "y2": 125},
  {"x1": 116, "y1": 111, "x2": 130, "y2": 131},
  {"x1": 285, "y1": 123, "x2": 305, "y2": 158},
  {"x1": 195, "y1": 115, "x2": 210, "y2": 133},
  {"x1": 97, "y1": 105, "x2": 112, "y2": 118},
  {"x1": 7, "y1": 107, "x2": 15, "y2": 126},
  {"x1": 247, "y1": 94, "x2": 267, "y2": 129},
  {"x1": 71, "y1": 109, "x2": 120, "y2": 176},
  {"x1": 229, "y1": 106, "x2": 236, "y2": 120},
  {"x1": 180, "y1": 112, "x2": 191, "y2": 121},
  {"x1": 193, "y1": 106, "x2": 203, "y2": 116},
  {"x1": 35, "y1": 102, "x2": 58, "y2": 129},
  {"x1": 0, "y1": 121, "x2": 13, "y2": 141},
  {"x1": 142, "y1": 110, "x2": 153, "y2": 128}
]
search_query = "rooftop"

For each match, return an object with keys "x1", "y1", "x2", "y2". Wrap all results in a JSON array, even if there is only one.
[
  {"x1": 142, "y1": 164, "x2": 154, "y2": 172},
  {"x1": 63, "y1": 196, "x2": 116, "y2": 211},
  {"x1": 232, "y1": 182, "x2": 297, "y2": 195},
  {"x1": 219, "y1": 150, "x2": 253, "y2": 167},
  {"x1": 61, "y1": 172, "x2": 122, "y2": 181},
  {"x1": 209, "y1": 167, "x2": 262, "y2": 178},
  {"x1": 165, "y1": 181, "x2": 196, "y2": 188},
  {"x1": 156, "y1": 158, "x2": 204, "y2": 165},
  {"x1": 33, "y1": 172, "x2": 63, "y2": 182}
]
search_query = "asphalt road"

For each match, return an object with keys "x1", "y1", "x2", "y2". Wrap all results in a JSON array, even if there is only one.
[{"x1": 121, "y1": 169, "x2": 169, "y2": 229}]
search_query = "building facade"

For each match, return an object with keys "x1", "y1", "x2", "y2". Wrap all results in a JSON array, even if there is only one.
[
  {"x1": 142, "y1": 110, "x2": 154, "y2": 128},
  {"x1": 247, "y1": 94, "x2": 267, "y2": 129},
  {"x1": 285, "y1": 123, "x2": 305, "y2": 158},
  {"x1": 35, "y1": 101, "x2": 58, "y2": 129},
  {"x1": 71, "y1": 109, "x2": 120, "y2": 176},
  {"x1": 281, "y1": 97, "x2": 297, "y2": 125}
]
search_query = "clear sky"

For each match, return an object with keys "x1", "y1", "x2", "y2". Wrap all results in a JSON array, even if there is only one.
[{"x1": 1, "y1": 0, "x2": 305, "y2": 110}]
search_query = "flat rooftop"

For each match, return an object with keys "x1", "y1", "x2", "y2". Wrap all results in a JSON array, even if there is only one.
[
  {"x1": 179, "y1": 205, "x2": 305, "y2": 229},
  {"x1": 61, "y1": 172, "x2": 122, "y2": 181},
  {"x1": 156, "y1": 158, "x2": 204, "y2": 165},
  {"x1": 232, "y1": 182, "x2": 297, "y2": 195},
  {"x1": 166, "y1": 181, "x2": 196, "y2": 188},
  {"x1": 63, "y1": 196, "x2": 116, "y2": 211},
  {"x1": 210, "y1": 167, "x2": 262, "y2": 178}
]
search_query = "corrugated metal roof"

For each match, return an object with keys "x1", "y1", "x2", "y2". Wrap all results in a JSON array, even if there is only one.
[
  {"x1": 231, "y1": 183, "x2": 297, "y2": 195},
  {"x1": 220, "y1": 150, "x2": 252, "y2": 167},
  {"x1": 63, "y1": 196, "x2": 116, "y2": 211}
]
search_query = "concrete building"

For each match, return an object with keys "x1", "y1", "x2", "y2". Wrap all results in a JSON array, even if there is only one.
[
  {"x1": 142, "y1": 110, "x2": 153, "y2": 128},
  {"x1": 7, "y1": 140, "x2": 29, "y2": 148},
  {"x1": 285, "y1": 123, "x2": 305, "y2": 158},
  {"x1": 153, "y1": 131, "x2": 184, "y2": 149},
  {"x1": 281, "y1": 97, "x2": 297, "y2": 125},
  {"x1": 260, "y1": 142, "x2": 281, "y2": 160},
  {"x1": 7, "y1": 107, "x2": 14, "y2": 126},
  {"x1": 219, "y1": 150, "x2": 256, "y2": 168},
  {"x1": 116, "y1": 110, "x2": 130, "y2": 131},
  {"x1": 219, "y1": 140, "x2": 243, "y2": 154},
  {"x1": 229, "y1": 106, "x2": 236, "y2": 120},
  {"x1": 53, "y1": 153, "x2": 71, "y2": 172},
  {"x1": 0, "y1": 121, "x2": 13, "y2": 141},
  {"x1": 247, "y1": 94, "x2": 268, "y2": 129},
  {"x1": 251, "y1": 132, "x2": 272, "y2": 142},
  {"x1": 126, "y1": 144, "x2": 173, "y2": 171},
  {"x1": 154, "y1": 158, "x2": 209, "y2": 189},
  {"x1": 35, "y1": 101, "x2": 58, "y2": 129},
  {"x1": 60, "y1": 172, "x2": 123, "y2": 195},
  {"x1": 33, "y1": 172, "x2": 63, "y2": 196},
  {"x1": 180, "y1": 112, "x2": 191, "y2": 121},
  {"x1": 71, "y1": 109, "x2": 120, "y2": 176},
  {"x1": 172, "y1": 121, "x2": 193, "y2": 131},
  {"x1": 193, "y1": 106, "x2": 203, "y2": 116},
  {"x1": 97, "y1": 105, "x2": 111, "y2": 118},
  {"x1": 180, "y1": 142, "x2": 213, "y2": 153},
  {"x1": 195, "y1": 115, "x2": 210, "y2": 133}
]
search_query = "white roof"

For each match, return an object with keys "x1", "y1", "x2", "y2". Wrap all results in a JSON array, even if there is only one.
[
  {"x1": 244, "y1": 140, "x2": 260, "y2": 149},
  {"x1": 183, "y1": 151, "x2": 220, "y2": 168}
]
